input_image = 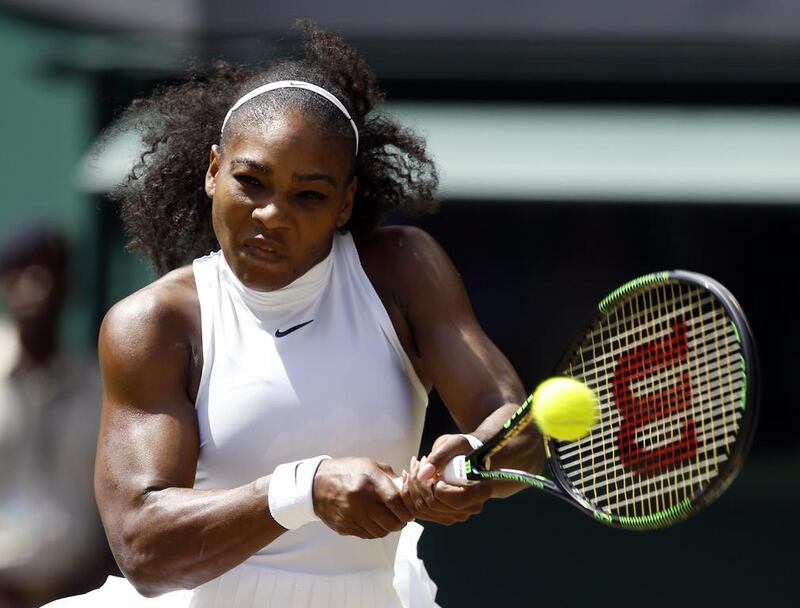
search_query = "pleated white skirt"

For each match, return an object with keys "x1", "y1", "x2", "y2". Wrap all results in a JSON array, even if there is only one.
[
  {"x1": 43, "y1": 523, "x2": 439, "y2": 608},
  {"x1": 189, "y1": 564, "x2": 399, "y2": 608}
]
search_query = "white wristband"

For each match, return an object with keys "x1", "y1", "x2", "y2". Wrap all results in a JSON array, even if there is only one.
[
  {"x1": 268, "y1": 455, "x2": 330, "y2": 530},
  {"x1": 461, "y1": 434, "x2": 483, "y2": 450},
  {"x1": 462, "y1": 433, "x2": 490, "y2": 468}
]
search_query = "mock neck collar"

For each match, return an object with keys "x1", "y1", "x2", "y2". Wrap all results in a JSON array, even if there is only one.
[{"x1": 219, "y1": 236, "x2": 337, "y2": 314}]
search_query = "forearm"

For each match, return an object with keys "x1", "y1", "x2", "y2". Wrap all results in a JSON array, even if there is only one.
[{"x1": 112, "y1": 476, "x2": 284, "y2": 596}]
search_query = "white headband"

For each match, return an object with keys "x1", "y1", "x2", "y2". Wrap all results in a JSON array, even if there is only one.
[{"x1": 220, "y1": 80, "x2": 359, "y2": 155}]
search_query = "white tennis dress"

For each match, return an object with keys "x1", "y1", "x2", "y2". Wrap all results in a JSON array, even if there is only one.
[{"x1": 46, "y1": 232, "x2": 439, "y2": 608}]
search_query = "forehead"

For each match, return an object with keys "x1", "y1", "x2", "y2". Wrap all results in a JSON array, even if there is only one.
[{"x1": 223, "y1": 109, "x2": 352, "y2": 175}]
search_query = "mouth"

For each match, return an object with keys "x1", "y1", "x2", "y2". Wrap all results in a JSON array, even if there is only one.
[{"x1": 242, "y1": 238, "x2": 289, "y2": 262}]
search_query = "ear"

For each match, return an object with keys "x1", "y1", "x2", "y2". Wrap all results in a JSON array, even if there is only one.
[
  {"x1": 336, "y1": 175, "x2": 358, "y2": 228},
  {"x1": 205, "y1": 145, "x2": 221, "y2": 199}
]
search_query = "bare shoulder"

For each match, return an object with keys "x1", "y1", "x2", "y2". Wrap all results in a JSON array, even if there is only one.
[
  {"x1": 101, "y1": 266, "x2": 198, "y2": 347},
  {"x1": 358, "y1": 225, "x2": 457, "y2": 289},
  {"x1": 358, "y1": 225, "x2": 472, "y2": 342},
  {"x1": 100, "y1": 266, "x2": 201, "y2": 398}
]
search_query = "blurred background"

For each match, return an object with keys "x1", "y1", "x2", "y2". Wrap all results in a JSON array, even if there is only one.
[{"x1": 0, "y1": 1, "x2": 798, "y2": 606}]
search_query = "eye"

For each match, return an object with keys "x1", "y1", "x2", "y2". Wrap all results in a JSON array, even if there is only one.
[
  {"x1": 297, "y1": 190, "x2": 328, "y2": 201},
  {"x1": 234, "y1": 175, "x2": 261, "y2": 187}
]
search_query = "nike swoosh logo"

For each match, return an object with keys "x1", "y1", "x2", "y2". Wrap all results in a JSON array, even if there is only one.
[{"x1": 275, "y1": 319, "x2": 314, "y2": 338}]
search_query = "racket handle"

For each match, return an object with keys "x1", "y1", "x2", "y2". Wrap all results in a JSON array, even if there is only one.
[
  {"x1": 391, "y1": 457, "x2": 472, "y2": 488},
  {"x1": 390, "y1": 456, "x2": 476, "y2": 489},
  {"x1": 443, "y1": 455, "x2": 474, "y2": 486}
]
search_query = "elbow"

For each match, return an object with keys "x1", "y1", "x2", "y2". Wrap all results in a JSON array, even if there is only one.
[
  {"x1": 118, "y1": 548, "x2": 196, "y2": 598},
  {"x1": 129, "y1": 578, "x2": 184, "y2": 599},
  {"x1": 115, "y1": 537, "x2": 172, "y2": 598},
  {"x1": 112, "y1": 519, "x2": 193, "y2": 597},
  {"x1": 115, "y1": 553, "x2": 158, "y2": 597},
  {"x1": 127, "y1": 577, "x2": 167, "y2": 599}
]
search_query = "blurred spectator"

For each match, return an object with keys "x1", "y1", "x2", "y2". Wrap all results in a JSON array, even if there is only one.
[{"x1": 0, "y1": 226, "x2": 110, "y2": 608}]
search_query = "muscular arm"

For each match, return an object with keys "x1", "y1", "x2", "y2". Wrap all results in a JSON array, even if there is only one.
[
  {"x1": 377, "y1": 227, "x2": 544, "y2": 497},
  {"x1": 95, "y1": 283, "x2": 285, "y2": 597}
]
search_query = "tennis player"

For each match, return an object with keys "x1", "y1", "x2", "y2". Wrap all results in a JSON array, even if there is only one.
[{"x1": 46, "y1": 22, "x2": 542, "y2": 608}]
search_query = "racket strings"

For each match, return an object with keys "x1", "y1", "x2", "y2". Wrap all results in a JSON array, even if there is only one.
[
  {"x1": 559, "y1": 352, "x2": 743, "y2": 454},
  {"x1": 561, "y1": 431, "x2": 736, "y2": 491},
  {"x1": 573, "y1": 294, "x2": 721, "y2": 364},
  {"x1": 556, "y1": 282, "x2": 744, "y2": 522},
  {"x1": 557, "y1": 382, "x2": 743, "y2": 464}
]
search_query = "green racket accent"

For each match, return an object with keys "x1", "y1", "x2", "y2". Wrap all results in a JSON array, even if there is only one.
[
  {"x1": 598, "y1": 272, "x2": 670, "y2": 314},
  {"x1": 614, "y1": 498, "x2": 694, "y2": 530},
  {"x1": 732, "y1": 322, "x2": 747, "y2": 410},
  {"x1": 740, "y1": 355, "x2": 748, "y2": 410},
  {"x1": 477, "y1": 470, "x2": 548, "y2": 490},
  {"x1": 485, "y1": 395, "x2": 534, "y2": 461},
  {"x1": 592, "y1": 511, "x2": 613, "y2": 525},
  {"x1": 731, "y1": 322, "x2": 742, "y2": 344}
]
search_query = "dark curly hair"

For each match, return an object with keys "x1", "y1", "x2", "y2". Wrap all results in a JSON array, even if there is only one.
[{"x1": 111, "y1": 22, "x2": 439, "y2": 275}]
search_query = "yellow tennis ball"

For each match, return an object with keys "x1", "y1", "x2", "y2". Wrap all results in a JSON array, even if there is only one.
[{"x1": 531, "y1": 377, "x2": 598, "y2": 441}]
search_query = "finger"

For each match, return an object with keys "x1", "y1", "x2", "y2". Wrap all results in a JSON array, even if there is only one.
[
  {"x1": 385, "y1": 490, "x2": 414, "y2": 523},
  {"x1": 336, "y1": 520, "x2": 379, "y2": 540},
  {"x1": 433, "y1": 480, "x2": 492, "y2": 511},
  {"x1": 408, "y1": 457, "x2": 436, "y2": 507},
  {"x1": 370, "y1": 504, "x2": 409, "y2": 535},
  {"x1": 417, "y1": 455, "x2": 437, "y2": 481},
  {"x1": 359, "y1": 512, "x2": 393, "y2": 538},
  {"x1": 375, "y1": 461, "x2": 398, "y2": 477},
  {"x1": 418, "y1": 435, "x2": 474, "y2": 481},
  {"x1": 416, "y1": 494, "x2": 480, "y2": 518},
  {"x1": 405, "y1": 481, "x2": 488, "y2": 520},
  {"x1": 404, "y1": 485, "x2": 467, "y2": 518},
  {"x1": 374, "y1": 471, "x2": 415, "y2": 523},
  {"x1": 403, "y1": 490, "x2": 476, "y2": 524},
  {"x1": 430, "y1": 496, "x2": 484, "y2": 516},
  {"x1": 397, "y1": 471, "x2": 418, "y2": 516},
  {"x1": 405, "y1": 459, "x2": 424, "y2": 513},
  {"x1": 391, "y1": 469, "x2": 408, "y2": 491},
  {"x1": 412, "y1": 509, "x2": 467, "y2": 526},
  {"x1": 398, "y1": 470, "x2": 410, "y2": 497}
]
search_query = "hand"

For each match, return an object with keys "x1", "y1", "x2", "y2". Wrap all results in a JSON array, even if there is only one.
[
  {"x1": 405, "y1": 434, "x2": 492, "y2": 526},
  {"x1": 313, "y1": 457, "x2": 415, "y2": 539}
]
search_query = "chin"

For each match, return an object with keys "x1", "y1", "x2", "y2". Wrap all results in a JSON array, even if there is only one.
[{"x1": 226, "y1": 249, "x2": 288, "y2": 290}]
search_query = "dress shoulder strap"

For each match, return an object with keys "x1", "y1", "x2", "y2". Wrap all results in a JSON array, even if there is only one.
[{"x1": 335, "y1": 233, "x2": 428, "y2": 406}]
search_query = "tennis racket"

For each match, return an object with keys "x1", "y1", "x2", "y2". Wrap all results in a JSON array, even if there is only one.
[{"x1": 442, "y1": 270, "x2": 758, "y2": 530}]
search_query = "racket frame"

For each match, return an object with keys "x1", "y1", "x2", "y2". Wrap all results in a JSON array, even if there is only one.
[{"x1": 459, "y1": 270, "x2": 758, "y2": 530}]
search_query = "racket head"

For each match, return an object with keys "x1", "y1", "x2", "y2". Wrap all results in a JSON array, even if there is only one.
[{"x1": 547, "y1": 271, "x2": 758, "y2": 530}]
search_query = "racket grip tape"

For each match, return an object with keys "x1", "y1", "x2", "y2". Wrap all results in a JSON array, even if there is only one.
[
  {"x1": 390, "y1": 455, "x2": 476, "y2": 488},
  {"x1": 443, "y1": 455, "x2": 476, "y2": 486}
]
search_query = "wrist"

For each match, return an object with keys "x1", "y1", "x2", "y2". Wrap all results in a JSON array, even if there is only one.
[
  {"x1": 268, "y1": 455, "x2": 330, "y2": 530},
  {"x1": 461, "y1": 433, "x2": 483, "y2": 450},
  {"x1": 462, "y1": 433, "x2": 491, "y2": 468}
]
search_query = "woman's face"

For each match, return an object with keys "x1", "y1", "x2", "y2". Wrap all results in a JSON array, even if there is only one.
[{"x1": 206, "y1": 109, "x2": 356, "y2": 291}]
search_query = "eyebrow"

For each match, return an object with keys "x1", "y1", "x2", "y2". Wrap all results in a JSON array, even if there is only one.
[
  {"x1": 293, "y1": 173, "x2": 338, "y2": 188},
  {"x1": 229, "y1": 158, "x2": 338, "y2": 188},
  {"x1": 230, "y1": 158, "x2": 272, "y2": 174}
]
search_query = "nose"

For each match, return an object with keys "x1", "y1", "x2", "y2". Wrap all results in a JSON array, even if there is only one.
[{"x1": 251, "y1": 198, "x2": 291, "y2": 229}]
